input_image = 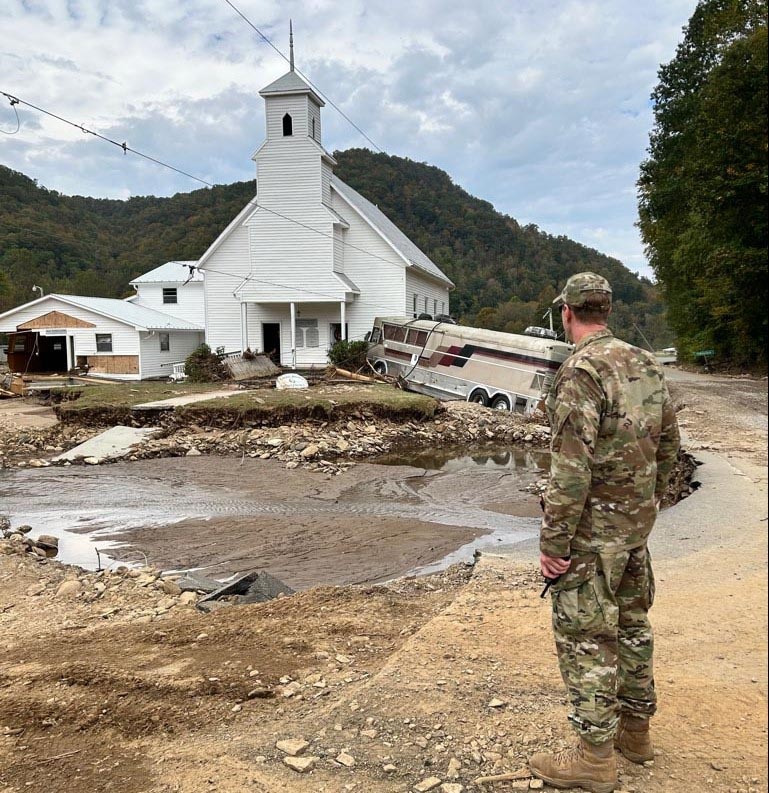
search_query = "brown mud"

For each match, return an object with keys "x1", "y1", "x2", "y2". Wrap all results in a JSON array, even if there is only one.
[{"x1": 0, "y1": 369, "x2": 766, "y2": 793}]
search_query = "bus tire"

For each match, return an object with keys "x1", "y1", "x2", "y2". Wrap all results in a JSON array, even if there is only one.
[
  {"x1": 490, "y1": 394, "x2": 511, "y2": 411},
  {"x1": 373, "y1": 360, "x2": 387, "y2": 375},
  {"x1": 468, "y1": 389, "x2": 489, "y2": 406}
]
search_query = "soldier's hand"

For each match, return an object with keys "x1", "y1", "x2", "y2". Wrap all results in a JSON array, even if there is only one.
[{"x1": 540, "y1": 553, "x2": 571, "y2": 578}]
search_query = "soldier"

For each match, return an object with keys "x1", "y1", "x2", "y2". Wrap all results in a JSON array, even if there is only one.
[{"x1": 529, "y1": 272, "x2": 680, "y2": 793}]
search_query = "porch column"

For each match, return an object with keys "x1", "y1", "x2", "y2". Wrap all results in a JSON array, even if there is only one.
[
  {"x1": 339, "y1": 301, "x2": 347, "y2": 340},
  {"x1": 290, "y1": 302, "x2": 297, "y2": 369},
  {"x1": 240, "y1": 302, "x2": 249, "y2": 352},
  {"x1": 65, "y1": 334, "x2": 73, "y2": 371}
]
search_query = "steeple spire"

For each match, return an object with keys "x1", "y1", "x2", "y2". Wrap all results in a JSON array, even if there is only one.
[{"x1": 289, "y1": 20, "x2": 294, "y2": 72}]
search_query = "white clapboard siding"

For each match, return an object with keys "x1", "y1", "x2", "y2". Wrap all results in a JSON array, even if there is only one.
[
  {"x1": 203, "y1": 221, "x2": 251, "y2": 353},
  {"x1": 132, "y1": 282, "x2": 205, "y2": 326},
  {"x1": 264, "y1": 95, "x2": 309, "y2": 142},
  {"x1": 256, "y1": 139, "x2": 324, "y2": 209},
  {"x1": 405, "y1": 270, "x2": 451, "y2": 318},
  {"x1": 139, "y1": 331, "x2": 205, "y2": 379},
  {"x1": 0, "y1": 296, "x2": 140, "y2": 357}
]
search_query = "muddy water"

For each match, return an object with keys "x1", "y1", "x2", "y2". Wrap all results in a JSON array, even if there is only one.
[{"x1": 1, "y1": 449, "x2": 548, "y2": 587}]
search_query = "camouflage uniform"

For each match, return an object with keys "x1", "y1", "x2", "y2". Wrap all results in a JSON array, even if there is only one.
[{"x1": 542, "y1": 300, "x2": 680, "y2": 745}]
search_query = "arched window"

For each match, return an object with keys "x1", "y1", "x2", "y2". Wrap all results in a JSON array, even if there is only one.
[{"x1": 282, "y1": 113, "x2": 293, "y2": 136}]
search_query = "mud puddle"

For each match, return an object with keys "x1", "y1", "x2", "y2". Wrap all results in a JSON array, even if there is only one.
[{"x1": 0, "y1": 449, "x2": 546, "y2": 585}]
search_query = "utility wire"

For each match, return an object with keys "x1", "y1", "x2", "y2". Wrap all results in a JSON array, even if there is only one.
[
  {"x1": 0, "y1": 89, "x2": 450, "y2": 317},
  {"x1": 222, "y1": 0, "x2": 382, "y2": 153},
  {"x1": 0, "y1": 94, "x2": 20, "y2": 134},
  {"x1": 0, "y1": 91, "x2": 214, "y2": 187}
]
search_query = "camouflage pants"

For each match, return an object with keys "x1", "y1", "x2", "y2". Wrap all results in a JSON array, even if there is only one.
[{"x1": 550, "y1": 544, "x2": 656, "y2": 745}]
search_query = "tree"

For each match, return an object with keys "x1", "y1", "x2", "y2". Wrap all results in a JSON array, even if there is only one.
[{"x1": 638, "y1": 0, "x2": 768, "y2": 367}]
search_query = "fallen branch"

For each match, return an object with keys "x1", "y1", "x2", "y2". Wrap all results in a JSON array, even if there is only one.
[
  {"x1": 333, "y1": 367, "x2": 377, "y2": 383},
  {"x1": 474, "y1": 767, "x2": 532, "y2": 784},
  {"x1": 36, "y1": 749, "x2": 82, "y2": 764}
]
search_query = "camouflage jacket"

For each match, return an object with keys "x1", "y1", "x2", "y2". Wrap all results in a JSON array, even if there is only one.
[{"x1": 541, "y1": 329, "x2": 680, "y2": 557}]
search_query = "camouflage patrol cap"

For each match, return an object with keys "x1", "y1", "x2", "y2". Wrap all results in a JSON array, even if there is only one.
[{"x1": 553, "y1": 272, "x2": 613, "y2": 307}]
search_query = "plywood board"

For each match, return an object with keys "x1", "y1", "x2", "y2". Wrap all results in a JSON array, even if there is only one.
[{"x1": 18, "y1": 311, "x2": 95, "y2": 330}]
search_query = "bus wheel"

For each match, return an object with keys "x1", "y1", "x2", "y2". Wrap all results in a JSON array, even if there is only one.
[
  {"x1": 490, "y1": 395, "x2": 511, "y2": 411},
  {"x1": 373, "y1": 360, "x2": 387, "y2": 375},
  {"x1": 468, "y1": 389, "x2": 489, "y2": 406}
]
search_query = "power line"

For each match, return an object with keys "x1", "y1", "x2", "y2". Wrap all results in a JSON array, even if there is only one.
[
  {"x1": 222, "y1": 0, "x2": 383, "y2": 153},
  {"x1": 0, "y1": 89, "x2": 442, "y2": 278},
  {"x1": 0, "y1": 91, "x2": 214, "y2": 187},
  {"x1": 0, "y1": 89, "x2": 451, "y2": 316}
]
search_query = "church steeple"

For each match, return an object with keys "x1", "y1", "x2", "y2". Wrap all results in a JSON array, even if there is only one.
[{"x1": 289, "y1": 20, "x2": 294, "y2": 72}]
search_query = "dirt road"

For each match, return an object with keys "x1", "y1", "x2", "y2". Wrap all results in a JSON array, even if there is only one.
[{"x1": 0, "y1": 369, "x2": 766, "y2": 793}]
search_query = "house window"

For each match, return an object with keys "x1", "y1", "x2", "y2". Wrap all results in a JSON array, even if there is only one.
[
  {"x1": 10, "y1": 336, "x2": 27, "y2": 353},
  {"x1": 296, "y1": 319, "x2": 319, "y2": 348},
  {"x1": 95, "y1": 334, "x2": 113, "y2": 353},
  {"x1": 282, "y1": 113, "x2": 293, "y2": 136},
  {"x1": 441, "y1": 301, "x2": 445, "y2": 314},
  {"x1": 424, "y1": 296, "x2": 428, "y2": 312},
  {"x1": 311, "y1": 117, "x2": 316, "y2": 139},
  {"x1": 412, "y1": 294, "x2": 418, "y2": 317},
  {"x1": 159, "y1": 332, "x2": 170, "y2": 352},
  {"x1": 162, "y1": 288, "x2": 178, "y2": 304},
  {"x1": 434, "y1": 299, "x2": 438, "y2": 315}
]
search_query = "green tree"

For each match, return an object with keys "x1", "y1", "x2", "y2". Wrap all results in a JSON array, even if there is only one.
[{"x1": 638, "y1": 0, "x2": 768, "y2": 367}]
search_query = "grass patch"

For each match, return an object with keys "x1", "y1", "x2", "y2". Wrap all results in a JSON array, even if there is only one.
[
  {"x1": 54, "y1": 382, "x2": 440, "y2": 427},
  {"x1": 58, "y1": 382, "x2": 224, "y2": 411}
]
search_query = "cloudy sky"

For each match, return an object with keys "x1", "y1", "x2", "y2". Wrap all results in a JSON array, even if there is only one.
[{"x1": 1, "y1": 0, "x2": 698, "y2": 278}]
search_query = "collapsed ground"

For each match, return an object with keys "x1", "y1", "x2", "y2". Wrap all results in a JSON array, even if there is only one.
[{"x1": 0, "y1": 370, "x2": 766, "y2": 793}]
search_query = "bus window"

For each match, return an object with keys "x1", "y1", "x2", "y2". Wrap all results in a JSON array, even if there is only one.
[
  {"x1": 406, "y1": 329, "x2": 428, "y2": 346},
  {"x1": 369, "y1": 327, "x2": 381, "y2": 344},
  {"x1": 384, "y1": 324, "x2": 407, "y2": 343}
]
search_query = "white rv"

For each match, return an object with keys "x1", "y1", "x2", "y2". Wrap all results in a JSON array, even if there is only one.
[{"x1": 366, "y1": 317, "x2": 573, "y2": 414}]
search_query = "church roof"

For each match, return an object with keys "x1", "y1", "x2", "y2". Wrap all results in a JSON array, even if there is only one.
[
  {"x1": 259, "y1": 70, "x2": 324, "y2": 107},
  {"x1": 331, "y1": 176, "x2": 454, "y2": 288}
]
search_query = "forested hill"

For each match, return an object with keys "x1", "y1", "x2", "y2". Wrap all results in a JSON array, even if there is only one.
[{"x1": 0, "y1": 149, "x2": 670, "y2": 348}]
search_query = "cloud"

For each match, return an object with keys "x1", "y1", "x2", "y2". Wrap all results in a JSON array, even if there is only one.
[{"x1": 0, "y1": 0, "x2": 700, "y2": 278}]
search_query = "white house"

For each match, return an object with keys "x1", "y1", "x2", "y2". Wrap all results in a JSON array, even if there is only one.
[
  {"x1": 0, "y1": 263, "x2": 205, "y2": 379},
  {"x1": 198, "y1": 54, "x2": 454, "y2": 368},
  {"x1": 128, "y1": 260, "x2": 205, "y2": 327}
]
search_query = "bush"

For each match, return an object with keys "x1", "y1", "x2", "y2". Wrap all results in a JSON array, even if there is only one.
[
  {"x1": 184, "y1": 344, "x2": 229, "y2": 382},
  {"x1": 328, "y1": 339, "x2": 370, "y2": 371}
]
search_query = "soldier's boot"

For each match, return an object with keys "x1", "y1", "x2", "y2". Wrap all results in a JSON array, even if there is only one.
[
  {"x1": 614, "y1": 714, "x2": 654, "y2": 763},
  {"x1": 529, "y1": 736, "x2": 617, "y2": 793}
]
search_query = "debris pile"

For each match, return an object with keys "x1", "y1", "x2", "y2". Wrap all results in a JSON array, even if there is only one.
[{"x1": 0, "y1": 518, "x2": 59, "y2": 559}]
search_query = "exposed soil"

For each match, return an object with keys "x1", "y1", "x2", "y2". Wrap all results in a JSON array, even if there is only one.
[{"x1": 0, "y1": 368, "x2": 766, "y2": 793}]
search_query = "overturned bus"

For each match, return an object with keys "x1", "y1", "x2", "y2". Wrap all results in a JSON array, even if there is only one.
[{"x1": 366, "y1": 316, "x2": 573, "y2": 414}]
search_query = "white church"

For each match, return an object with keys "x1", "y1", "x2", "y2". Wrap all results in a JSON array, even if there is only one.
[{"x1": 198, "y1": 43, "x2": 454, "y2": 368}]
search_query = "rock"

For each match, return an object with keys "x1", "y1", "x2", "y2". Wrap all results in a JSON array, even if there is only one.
[
  {"x1": 441, "y1": 784, "x2": 464, "y2": 793},
  {"x1": 178, "y1": 591, "x2": 198, "y2": 605},
  {"x1": 15, "y1": 525, "x2": 33, "y2": 534},
  {"x1": 84, "y1": 456, "x2": 101, "y2": 465},
  {"x1": 276, "y1": 738, "x2": 309, "y2": 756},
  {"x1": 529, "y1": 781, "x2": 544, "y2": 790},
  {"x1": 56, "y1": 580, "x2": 82, "y2": 598},
  {"x1": 488, "y1": 698, "x2": 506, "y2": 708},
  {"x1": 185, "y1": 447, "x2": 202, "y2": 456},
  {"x1": 414, "y1": 778, "x2": 442, "y2": 792},
  {"x1": 335, "y1": 751, "x2": 355, "y2": 767},
  {"x1": 281, "y1": 681, "x2": 302, "y2": 698},
  {"x1": 26, "y1": 583, "x2": 46, "y2": 596},
  {"x1": 300, "y1": 444, "x2": 319, "y2": 458},
  {"x1": 283, "y1": 756, "x2": 317, "y2": 773},
  {"x1": 383, "y1": 764, "x2": 397, "y2": 773},
  {"x1": 156, "y1": 596, "x2": 177, "y2": 611},
  {"x1": 446, "y1": 757, "x2": 462, "y2": 779},
  {"x1": 247, "y1": 687, "x2": 274, "y2": 699},
  {"x1": 160, "y1": 579, "x2": 182, "y2": 596}
]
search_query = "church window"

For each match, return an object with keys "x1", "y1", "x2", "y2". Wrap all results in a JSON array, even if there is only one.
[
  {"x1": 311, "y1": 117, "x2": 316, "y2": 139},
  {"x1": 282, "y1": 113, "x2": 293, "y2": 136}
]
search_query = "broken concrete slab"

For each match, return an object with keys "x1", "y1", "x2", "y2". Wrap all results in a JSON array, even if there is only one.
[
  {"x1": 196, "y1": 571, "x2": 295, "y2": 612},
  {"x1": 53, "y1": 425, "x2": 158, "y2": 463},
  {"x1": 175, "y1": 572, "x2": 222, "y2": 594},
  {"x1": 225, "y1": 354, "x2": 279, "y2": 381},
  {"x1": 132, "y1": 389, "x2": 257, "y2": 410}
]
